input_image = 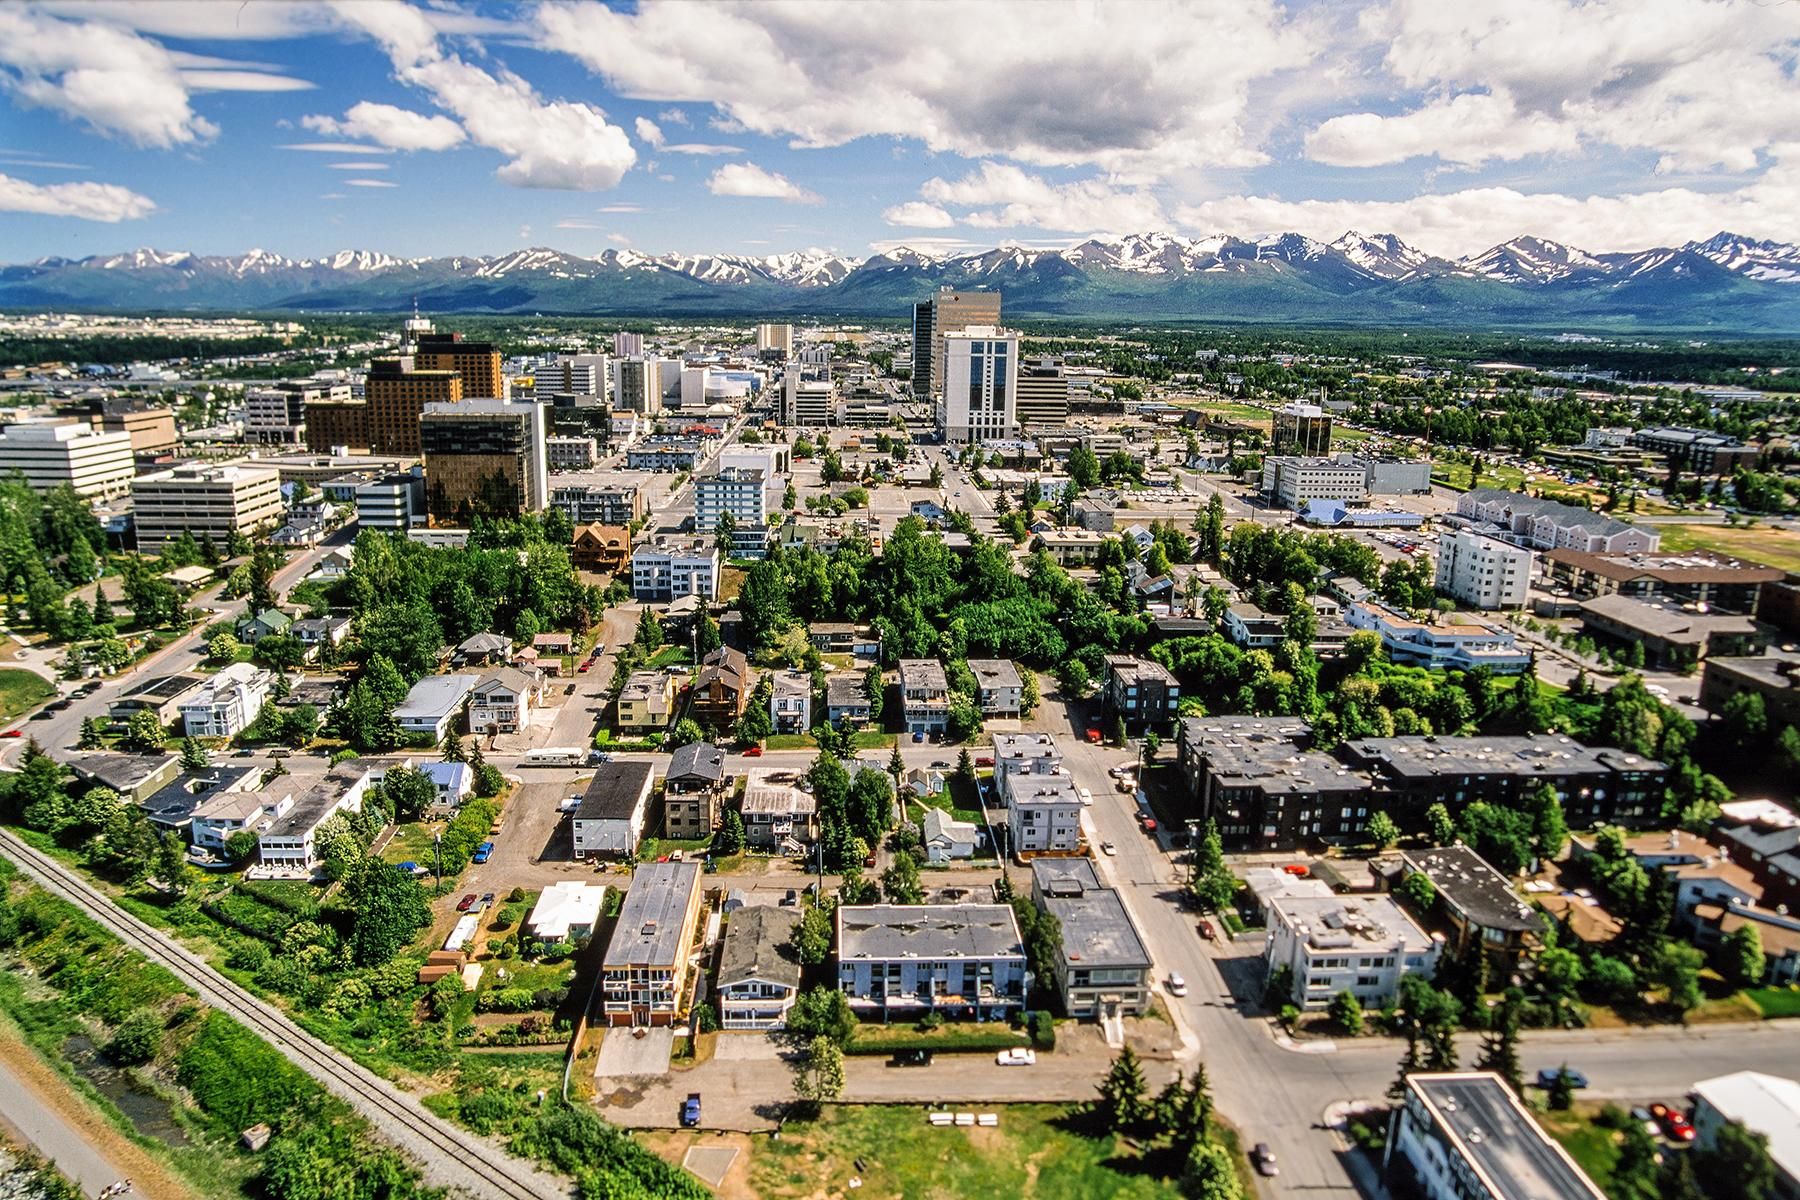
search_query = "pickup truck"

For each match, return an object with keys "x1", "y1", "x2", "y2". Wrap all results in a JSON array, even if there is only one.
[{"x1": 681, "y1": 1093, "x2": 701, "y2": 1127}]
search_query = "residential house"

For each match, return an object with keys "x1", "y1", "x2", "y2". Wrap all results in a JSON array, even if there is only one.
[
  {"x1": 291, "y1": 615, "x2": 352, "y2": 660},
  {"x1": 421, "y1": 760, "x2": 473, "y2": 807},
  {"x1": 255, "y1": 765, "x2": 377, "y2": 873},
  {"x1": 1103, "y1": 655, "x2": 1180, "y2": 732},
  {"x1": 691, "y1": 646, "x2": 752, "y2": 729},
  {"x1": 393, "y1": 674, "x2": 477, "y2": 741},
  {"x1": 1265, "y1": 891, "x2": 1442, "y2": 1011},
  {"x1": 1223, "y1": 603, "x2": 1287, "y2": 650},
  {"x1": 235, "y1": 608, "x2": 293, "y2": 646},
  {"x1": 176, "y1": 768, "x2": 272, "y2": 851},
  {"x1": 1398, "y1": 846, "x2": 1546, "y2": 970},
  {"x1": 600, "y1": 860, "x2": 703, "y2": 1026},
  {"x1": 526, "y1": 881, "x2": 607, "y2": 943},
  {"x1": 742, "y1": 767, "x2": 817, "y2": 853},
  {"x1": 572, "y1": 761, "x2": 656, "y2": 859},
  {"x1": 571, "y1": 523, "x2": 632, "y2": 572},
  {"x1": 663, "y1": 741, "x2": 727, "y2": 839},
  {"x1": 770, "y1": 669, "x2": 813, "y2": 735},
  {"x1": 1031, "y1": 528, "x2": 1109, "y2": 565},
  {"x1": 899, "y1": 658, "x2": 950, "y2": 736},
  {"x1": 468, "y1": 666, "x2": 543, "y2": 735},
  {"x1": 808, "y1": 623, "x2": 881, "y2": 659},
  {"x1": 1031, "y1": 858, "x2": 1153, "y2": 1019},
  {"x1": 922, "y1": 807, "x2": 982, "y2": 863},
  {"x1": 902, "y1": 766, "x2": 946, "y2": 799},
  {"x1": 1689, "y1": 1073, "x2": 1800, "y2": 1200},
  {"x1": 453, "y1": 631, "x2": 514, "y2": 667},
  {"x1": 178, "y1": 663, "x2": 274, "y2": 739},
  {"x1": 716, "y1": 906, "x2": 801, "y2": 1030},
  {"x1": 616, "y1": 670, "x2": 677, "y2": 733},
  {"x1": 835, "y1": 904, "x2": 1028, "y2": 1020},
  {"x1": 968, "y1": 658, "x2": 1025, "y2": 719},
  {"x1": 825, "y1": 672, "x2": 872, "y2": 726}
]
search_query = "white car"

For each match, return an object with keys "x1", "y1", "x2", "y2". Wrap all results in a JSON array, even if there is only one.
[
  {"x1": 996, "y1": 1047, "x2": 1037, "y2": 1066},
  {"x1": 1166, "y1": 973, "x2": 1188, "y2": 997},
  {"x1": 1076, "y1": 787, "x2": 1093, "y2": 807},
  {"x1": 1109, "y1": 762, "x2": 1135, "y2": 778},
  {"x1": 1100, "y1": 841, "x2": 1117, "y2": 856}
]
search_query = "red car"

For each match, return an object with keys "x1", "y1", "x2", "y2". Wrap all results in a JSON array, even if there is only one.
[
  {"x1": 577, "y1": 663, "x2": 590, "y2": 673},
  {"x1": 1085, "y1": 728, "x2": 1102, "y2": 744},
  {"x1": 863, "y1": 854, "x2": 877, "y2": 868},
  {"x1": 1283, "y1": 864, "x2": 1310, "y2": 878},
  {"x1": 743, "y1": 745, "x2": 763, "y2": 756},
  {"x1": 1141, "y1": 816, "x2": 1158, "y2": 833},
  {"x1": 1650, "y1": 1104, "x2": 1696, "y2": 1143},
  {"x1": 1197, "y1": 919, "x2": 1216, "y2": 941},
  {"x1": 0, "y1": 729, "x2": 19, "y2": 738},
  {"x1": 976, "y1": 755, "x2": 994, "y2": 767},
  {"x1": 455, "y1": 893, "x2": 478, "y2": 913}
]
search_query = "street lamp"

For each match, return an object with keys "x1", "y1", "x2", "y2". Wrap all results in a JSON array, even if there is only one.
[
  {"x1": 433, "y1": 830, "x2": 442, "y2": 894},
  {"x1": 1186, "y1": 820, "x2": 1200, "y2": 886}
]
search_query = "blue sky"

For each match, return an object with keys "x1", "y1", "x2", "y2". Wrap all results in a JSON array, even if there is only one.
[{"x1": 1, "y1": 0, "x2": 1796, "y2": 264}]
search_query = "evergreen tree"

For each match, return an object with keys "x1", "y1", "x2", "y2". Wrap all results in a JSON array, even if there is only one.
[
  {"x1": 1547, "y1": 1064, "x2": 1576, "y2": 1110},
  {"x1": 1725, "y1": 923, "x2": 1766, "y2": 988},
  {"x1": 179, "y1": 736, "x2": 210, "y2": 772},
  {"x1": 714, "y1": 807, "x2": 745, "y2": 856},
  {"x1": 441, "y1": 733, "x2": 467, "y2": 763},
  {"x1": 1095, "y1": 1046, "x2": 1149, "y2": 1134},
  {"x1": 77, "y1": 717, "x2": 104, "y2": 750},
  {"x1": 1426, "y1": 802, "x2": 1456, "y2": 846},
  {"x1": 90, "y1": 591, "x2": 113, "y2": 627},
  {"x1": 1475, "y1": 988, "x2": 1524, "y2": 1093}
]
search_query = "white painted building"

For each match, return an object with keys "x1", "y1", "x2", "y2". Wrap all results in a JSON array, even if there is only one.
[
  {"x1": 131, "y1": 460, "x2": 284, "y2": 553},
  {"x1": 254, "y1": 765, "x2": 376, "y2": 873},
  {"x1": 1435, "y1": 528, "x2": 1534, "y2": 610},
  {"x1": 1265, "y1": 892, "x2": 1442, "y2": 1011},
  {"x1": 693, "y1": 466, "x2": 767, "y2": 530},
  {"x1": 631, "y1": 539, "x2": 720, "y2": 601},
  {"x1": 937, "y1": 327, "x2": 1018, "y2": 444},
  {"x1": 177, "y1": 663, "x2": 274, "y2": 739},
  {"x1": 0, "y1": 421, "x2": 134, "y2": 498}
]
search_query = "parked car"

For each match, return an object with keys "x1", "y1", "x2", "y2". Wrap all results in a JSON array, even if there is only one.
[
  {"x1": 1252, "y1": 1144, "x2": 1279, "y2": 1177},
  {"x1": 1140, "y1": 816, "x2": 1158, "y2": 833},
  {"x1": 479, "y1": 892, "x2": 495, "y2": 908},
  {"x1": 587, "y1": 750, "x2": 611, "y2": 764},
  {"x1": 1282, "y1": 863, "x2": 1310, "y2": 878},
  {"x1": 1197, "y1": 918, "x2": 1216, "y2": 941},
  {"x1": 1100, "y1": 841, "x2": 1117, "y2": 856},
  {"x1": 1165, "y1": 973, "x2": 1188, "y2": 997},
  {"x1": 781, "y1": 889, "x2": 798, "y2": 906},
  {"x1": 743, "y1": 745, "x2": 763, "y2": 756},
  {"x1": 471, "y1": 841, "x2": 494, "y2": 864},
  {"x1": 1076, "y1": 787, "x2": 1093, "y2": 806},
  {"x1": 1085, "y1": 727, "x2": 1102, "y2": 744},
  {"x1": 976, "y1": 755, "x2": 993, "y2": 767},
  {"x1": 888, "y1": 1049, "x2": 933, "y2": 1067},
  {"x1": 1109, "y1": 762, "x2": 1135, "y2": 777},
  {"x1": 995, "y1": 1047, "x2": 1037, "y2": 1066},
  {"x1": 1630, "y1": 1107, "x2": 1659, "y2": 1138},
  {"x1": 456, "y1": 894, "x2": 478, "y2": 912},
  {"x1": 1650, "y1": 1103, "x2": 1696, "y2": 1143},
  {"x1": 1535, "y1": 1067, "x2": 1589, "y2": 1090},
  {"x1": 0, "y1": 729, "x2": 21, "y2": 737},
  {"x1": 681, "y1": 1093, "x2": 701, "y2": 1127},
  {"x1": 863, "y1": 853, "x2": 877, "y2": 868}
]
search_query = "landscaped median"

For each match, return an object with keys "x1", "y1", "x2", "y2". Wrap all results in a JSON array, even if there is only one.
[{"x1": 840, "y1": 1021, "x2": 1034, "y2": 1056}]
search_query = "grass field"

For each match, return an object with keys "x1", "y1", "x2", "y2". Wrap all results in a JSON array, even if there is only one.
[
  {"x1": 1747, "y1": 986, "x2": 1800, "y2": 1019},
  {"x1": 743, "y1": 1104, "x2": 1184, "y2": 1200},
  {"x1": 1653, "y1": 522, "x2": 1800, "y2": 573},
  {"x1": 1429, "y1": 460, "x2": 1527, "y2": 493},
  {"x1": 1538, "y1": 1106, "x2": 1622, "y2": 1193},
  {"x1": 0, "y1": 668, "x2": 53, "y2": 722},
  {"x1": 1176, "y1": 399, "x2": 1271, "y2": 428}
]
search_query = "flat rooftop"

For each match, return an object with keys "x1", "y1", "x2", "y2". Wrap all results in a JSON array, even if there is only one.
[
  {"x1": 1403, "y1": 845, "x2": 1544, "y2": 934},
  {"x1": 837, "y1": 903, "x2": 1023, "y2": 962},
  {"x1": 1031, "y1": 861, "x2": 1150, "y2": 971},
  {"x1": 717, "y1": 905, "x2": 800, "y2": 989},
  {"x1": 575, "y1": 761, "x2": 654, "y2": 821},
  {"x1": 1341, "y1": 734, "x2": 1663, "y2": 780},
  {"x1": 603, "y1": 860, "x2": 701, "y2": 969},
  {"x1": 1408, "y1": 1073, "x2": 1606, "y2": 1200}
]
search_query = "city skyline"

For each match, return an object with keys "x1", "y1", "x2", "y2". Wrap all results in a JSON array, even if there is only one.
[{"x1": 1, "y1": 0, "x2": 1798, "y2": 264}]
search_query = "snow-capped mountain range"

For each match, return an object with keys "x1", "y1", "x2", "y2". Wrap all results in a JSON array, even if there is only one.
[{"x1": 5, "y1": 230, "x2": 1798, "y2": 330}]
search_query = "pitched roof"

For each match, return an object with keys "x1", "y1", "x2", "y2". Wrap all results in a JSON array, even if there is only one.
[
  {"x1": 667, "y1": 741, "x2": 726, "y2": 784},
  {"x1": 717, "y1": 905, "x2": 800, "y2": 989}
]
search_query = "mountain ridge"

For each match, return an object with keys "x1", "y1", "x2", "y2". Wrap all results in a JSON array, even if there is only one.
[{"x1": 4, "y1": 230, "x2": 1798, "y2": 331}]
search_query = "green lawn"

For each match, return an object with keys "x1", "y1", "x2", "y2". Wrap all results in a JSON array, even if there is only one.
[
  {"x1": 745, "y1": 1104, "x2": 1184, "y2": 1200},
  {"x1": 1538, "y1": 1107, "x2": 1624, "y2": 1194},
  {"x1": 1430, "y1": 460, "x2": 1527, "y2": 493},
  {"x1": 768, "y1": 729, "x2": 895, "y2": 752},
  {"x1": 379, "y1": 822, "x2": 441, "y2": 867},
  {"x1": 1652, "y1": 522, "x2": 1800, "y2": 574},
  {"x1": 0, "y1": 668, "x2": 54, "y2": 721},
  {"x1": 1747, "y1": 986, "x2": 1800, "y2": 1019},
  {"x1": 842, "y1": 1023, "x2": 1030, "y2": 1055}
]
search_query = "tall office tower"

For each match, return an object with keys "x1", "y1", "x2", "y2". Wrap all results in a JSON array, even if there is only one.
[
  {"x1": 304, "y1": 395, "x2": 371, "y2": 453},
  {"x1": 680, "y1": 366, "x2": 713, "y2": 408},
  {"x1": 414, "y1": 332, "x2": 503, "y2": 399},
  {"x1": 1272, "y1": 403, "x2": 1333, "y2": 456},
  {"x1": 614, "y1": 357, "x2": 663, "y2": 415},
  {"x1": 0, "y1": 421, "x2": 135, "y2": 498},
  {"x1": 613, "y1": 331, "x2": 645, "y2": 358},
  {"x1": 756, "y1": 323, "x2": 793, "y2": 358},
  {"x1": 554, "y1": 353, "x2": 610, "y2": 397},
  {"x1": 365, "y1": 355, "x2": 462, "y2": 457},
  {"x1": 937, "y1": 327, "x2": 1018, "y2": 444},
  {"x1": 910, "y1": 286, "x2": 1002, "y2": 401},
  {"x1": 246, "y1": 381, "x2": 350, "y2": 446},
  {"x1": 1014, "y1": 356, "x2": 1070, "y2": 428},
  {"x1": 419, "y1": 400, "x2": 547, "y2": 525}
]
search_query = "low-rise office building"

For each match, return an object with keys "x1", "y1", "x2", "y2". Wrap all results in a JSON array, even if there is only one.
[
  {"x1": 1545, "y1": 548, "x2": 1782, "y2": 615},
  {"x1": 1345, "y1": 602, "x2": 1530, "y2": 673},
  {"x1": 131, "y1": 461, "x2": 284, "y2": 553},
  {"x1": 1031, "y1": 859, "x2": 1152, "y2": 1019},
  {"x1": 835, "y1": 904, "x2": 1028, "y2": 1020},
  {"x1": 1387, "y1": 1073, "x2": 1606, "y2": 1200},
  {"x1": 178, "y1": 662, "x2": 274, "y2": 739},
  {"x1": 572, "y1": 761, "x2": 655, "y2": 860},
  {"x1": 1578, "y1": 594, "x2": 1765, "y2": 669},
  {"x1": 1630, "y1": 427, "x2": 1760, "y2": 474},
  {"x1": 0, "y1": 421, "x2": 134, "y2": 498},
  {"x1": 1701, "y1": 654, "x2": 1800, "y2": 732},
  {"x1": 600, "y1": 860, "x2": 702, "y2": 1026}
]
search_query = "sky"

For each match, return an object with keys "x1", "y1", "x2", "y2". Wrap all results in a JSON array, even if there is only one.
[{"x1": 0, "y1": 0, "x2": 1797, "y2": 265}]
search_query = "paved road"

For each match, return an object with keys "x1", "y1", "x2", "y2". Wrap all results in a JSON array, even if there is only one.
[
  {"x1": 0, "y1": 1055, "x2": 135, "y2": 1200},
  {"x1": 0, "y1": 828, "x2": 572, "y2": 1200}
]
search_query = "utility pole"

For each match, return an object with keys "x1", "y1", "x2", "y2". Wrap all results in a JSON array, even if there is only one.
[
  {"x1": 432, "y1": 830, "x2": 442, "y2": 894},
  {"x1": 1186, "y1": 820, "x2": 1200, "y2": 887}
]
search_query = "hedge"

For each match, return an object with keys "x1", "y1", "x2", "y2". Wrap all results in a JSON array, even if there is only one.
[{"x1": 842, "y1": 1025, "x2": 1031, "y2": 1055}]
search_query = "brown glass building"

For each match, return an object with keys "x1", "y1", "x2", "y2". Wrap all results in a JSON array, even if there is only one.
[
  {"x1": 415, "y1": 333, "x2": 503, "y2": 399},
  {"x1": 304, "y1": 397, "x2": 372, "y2": 452},
  {"x1": 367, "y1": 357, "x2": 462, "y2": 456},
  {"x1": 419, "y1": 400, "x2": 545, "y2": 525}
]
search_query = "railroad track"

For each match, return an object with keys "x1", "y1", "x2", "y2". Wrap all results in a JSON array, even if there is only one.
[{"x1": 0, "y1": 829, "x2": 570, "y2": 1200}]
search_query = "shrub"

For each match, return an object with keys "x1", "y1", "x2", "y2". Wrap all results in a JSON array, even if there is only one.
[
  {"x1": 106, "y1": 1010, "x2": 163, "y2": 1065},
  {"x1": 177, "y1": 1011, "x2": 310, "y2": 1131},
  {"x1": 1029, "y1": 1010, "x2": 1056, "y2": 1050}
]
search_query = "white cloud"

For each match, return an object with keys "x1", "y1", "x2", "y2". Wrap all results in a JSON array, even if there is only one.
[
  {"x1": 0, "y1": 7, "x2": 218, "y2": 147},
  {"x1": 556, "y1": 218, "x2": 602, "y2": 229},
  {"x1": 606, "y1": 232, "x2": 630, "y2": 245},
  {"x1": 0, "y1": 171, "x2": 154, "y2": 221},
  {"x1": 1174, "y1": 153, "x2": 1800, "y2": 257},
  {"x1": 634, "y1": 116, "x2": 664, "y2": 146},
  {"x1": 1306, "y1": 92, "x2": 1579, "y2": 168},
  {"x1": 663, "y1": 143, "x2": 741, "y2": 156},
  {"x1": 334, "y1": 0, "x2": 636, "y2": 190},
  {"x1": 706, "y1": 161, "x2": 820, "y2": 203},
  {"x1": 598, "y1": 203, "x2": 642, "y2": 213},
  {"x1": 279, "y1": 142, "x2": 391, "y2": 155},
  {"x1": 657, "y1": 107, "x2": 689, "y2": 126},
  {"x1": 303, "y1": 101, "x2": 466, "y2": 152},
  {"x1": 179, "y1": 69, "x2": 312, "y2": 93},
  {"x1": 917, "y1": 163, "x2": 1167, "y2": 233},
  {"x1": 881, "y1": 201, "x2": 954, "y2": 229},
  {"x1": 345, "y1": 178, "x2": 397, "y2": 189},
  {"x1": 1318, "y1": 0, "x2": 1800, "y2": 173},
  {"x1": 328, "y1": 162, "x2": 388, "y2": 170},
  {"x1": 536, "y1": 0, "x2": 1308, "y2": 178}
]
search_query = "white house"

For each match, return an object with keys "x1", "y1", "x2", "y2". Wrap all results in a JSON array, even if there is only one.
[
  {"x1": 571, "y1": 761, "x2": 655, "y2": 859},
  {"x1": 178, "y1": 663, "x2": 274, "y2": 739},
  {"x1": 769, "y1": 669, "x2": 813, "y2": 735},
  {"x1": 967, "y1": 658, "x2": 1024, "y2": 719},
  {"x1": 393, "y1": 674, "x2": 478, "y2": 741},
  {"x1": 922, "y1": 807, "x2": 982, "y2": 862},
  {"x1": 526, "y1": 881, "x2": 607, "y2": 942},
  {"x1": 1265, "y1": 892, "x2": 1442, "y2": 1011},
  {"x1": 716, "y1": 905, "x2": 802, "y2": 1030},
  {"x1": 420, "y1": 760, "x2": 474, "y2": 807},
  {"x1": 189, "y1": 776, "x2": 286, "y2": 853},
  {"x1": 254, "y1": 765, "x2": 375, "y2": 874},
  {"x1": 468, "y1": 666, "x2": 543, "y2": 735}
]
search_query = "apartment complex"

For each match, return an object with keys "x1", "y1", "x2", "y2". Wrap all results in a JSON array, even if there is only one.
[
  {"x1": 1268, "y1": 888, "x2": 1440, "y2": 1010},
  {"x1": 693, "y1": 466, "x2": 767, "y2": 531},
  {"x1": 1701, "y1": 655, "x2": 1800, "y2": 731},
  {"x1": 572, "y1": 761, "x2": 654, "y2": 859},
  {"x1": 911, "y1": 286, "x2": 1002, "y2": 402},
  {"x1": 600, "y1": 860, "x2": 703, "y2": 1026},
  {"x1": 1435, "y1": 528, "x2": 1534, "y2": 609},
  {"x1": 130, "y1": 461, "x2": 283, "y2": 553},
  {"x1": 1457, "y1": 489, "x2": 1659, "y2": 554},
  {"x1": 419, "y1": 399, "x2": 547, "y2": 524},
  {"x1": 1629, "y1": 426, "x2": 1759, "y2": 474},
  {"x1": 1104, "y1": 655, "x2": 1181, "y2": 731},
  {"x1": 178, "y1": 662, "x2": 274, "y2": 739},
  {"x1": 835, "y1": 903, "x2": 1027, "y2": 1020},
  {"x1": 716, "y1": 905, "x2": 801, "y2": 1030},
  {"x1": 631, "y1": 539, "x2": 720, "y2": 601},
  {"x1": 1388, "y1": 1073, "x2": 1606, "y2": 1200},
  {"x1": 0, "y1": 421, "x2": 135, "y2": 498},
  {"x1": 1031, "y1": 858, "x2": 1153, "y2": 1018},
  {"x1": 968, "y1": 658, "x2": 1025, "y2": 718},
  {"x1": 937, "y1": 328, "x2": 1018, "y2": 444},
  {"x1": 551, "y1": 482, "x2": 642, "y2": 525},
  {"x1": 899, "y1": 658, "x2": 950, "y2": 735}
]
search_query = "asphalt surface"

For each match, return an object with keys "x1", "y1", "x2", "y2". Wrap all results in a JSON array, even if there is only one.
[{"x1": 0, "y1": 1055, "x2": 133, "y2": 1200}]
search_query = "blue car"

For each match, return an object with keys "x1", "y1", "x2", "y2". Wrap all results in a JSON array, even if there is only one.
[
  {"x1": 1536, "y1": 1067, "x2": 1589, "y2": 1090},
  {"x1": 471, "y1": 841, "x2": 494, "y2": 864},
  {"x1": 395, "y1": 861, "x2": 419, "y2": 874}
]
